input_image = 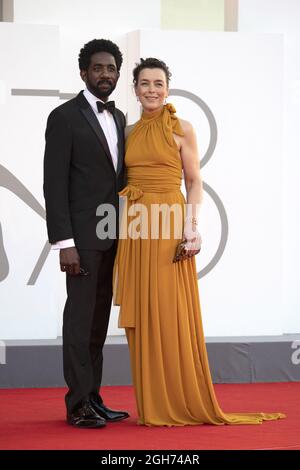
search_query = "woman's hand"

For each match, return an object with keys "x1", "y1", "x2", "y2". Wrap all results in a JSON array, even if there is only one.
[{"x1": 183, "y1": 217, "x2": 202, "y2": 257}]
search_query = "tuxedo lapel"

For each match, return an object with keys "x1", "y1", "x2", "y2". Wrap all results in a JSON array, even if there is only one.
[
  {"x1": 113, "y1": 112, "x2": 124, "y2": 177},
  {"x1": 76, "y1": 91, "x2": 115, "y2": 172}
]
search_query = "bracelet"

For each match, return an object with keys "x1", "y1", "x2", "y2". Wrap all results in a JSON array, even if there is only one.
[{"x1": 186, "y1": 216, "x2": 198, "y2": 226}]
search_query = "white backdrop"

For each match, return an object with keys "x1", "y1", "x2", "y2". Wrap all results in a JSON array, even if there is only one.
[
  {"x1": 0, "y1": 23, "x2": 60, "y2": 339},
  {"x1": 238, "y1": 0, "x2": 300, "y2": 354},
  {"x1": 0, "y1": 22, "x2": 296, "y2": 339}
]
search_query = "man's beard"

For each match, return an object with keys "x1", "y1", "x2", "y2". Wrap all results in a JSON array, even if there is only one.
[{"x1": 88, "y1": 80, "x2": 117, "y2": 101}]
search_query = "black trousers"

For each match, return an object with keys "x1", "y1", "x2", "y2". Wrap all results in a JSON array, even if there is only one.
[{"x1": 62, "y1": 242, "x2": 117, "y2": 414}]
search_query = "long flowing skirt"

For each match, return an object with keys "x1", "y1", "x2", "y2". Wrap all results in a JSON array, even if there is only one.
[{"x1": 113, "y1": 190, "x2": 286, "y2": 426}]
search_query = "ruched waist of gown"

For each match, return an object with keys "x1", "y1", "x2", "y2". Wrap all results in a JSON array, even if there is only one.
[{"x1": 118, "y1": 168, "x2": 182, "y2": 201}]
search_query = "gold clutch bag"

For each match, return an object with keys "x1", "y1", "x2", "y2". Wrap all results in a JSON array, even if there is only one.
[{"x1": 173, "y1": 239, "x2": 201, "y2": 263}]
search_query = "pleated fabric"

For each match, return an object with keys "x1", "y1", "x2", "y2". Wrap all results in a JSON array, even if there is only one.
[{"x1": 113, "y1": 103, "x2": 286, "y2": 426}]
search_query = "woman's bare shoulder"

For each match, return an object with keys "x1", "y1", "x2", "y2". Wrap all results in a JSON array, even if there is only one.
[{"x1": 178, "y1": 118, "x2": 194, "y2": 135}]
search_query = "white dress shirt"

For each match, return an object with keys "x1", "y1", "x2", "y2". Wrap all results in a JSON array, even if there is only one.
[{"x1": 52, "y1": 88, "x2": 119, "y2": 250}]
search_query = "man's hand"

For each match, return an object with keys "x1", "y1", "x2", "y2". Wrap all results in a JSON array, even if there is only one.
[{"x1": 59, "y1": 247, "x2": 80, "y2": 275}]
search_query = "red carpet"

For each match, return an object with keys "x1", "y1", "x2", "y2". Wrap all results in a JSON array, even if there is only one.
[{"x1": 0, "y1": 383, "x2": 298, "y2": 450}]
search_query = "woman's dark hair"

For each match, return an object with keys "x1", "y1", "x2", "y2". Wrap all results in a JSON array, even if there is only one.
[
  {"x1": 78, "y1": 39, "x2": 123, "y2": 71},
  {"x1": 133, "y1": 58, "x2": 172, "y2": 86}
]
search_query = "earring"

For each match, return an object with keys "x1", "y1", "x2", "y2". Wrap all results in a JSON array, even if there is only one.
[{"x1": 136, "y1": 96, "x2": 140, "y2": 102}]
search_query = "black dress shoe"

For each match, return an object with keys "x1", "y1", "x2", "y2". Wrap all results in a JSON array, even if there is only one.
[
  {"x1": 90, "y1": 397, "x2": 129, "y2": 422},
  {"x1": 67, "y1": 400, "x2": 106, "y2": 428}
]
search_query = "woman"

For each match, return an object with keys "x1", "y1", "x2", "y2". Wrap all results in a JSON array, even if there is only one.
[{"x1": 113, "y1": 57, "x2": 286, "y2": 426}]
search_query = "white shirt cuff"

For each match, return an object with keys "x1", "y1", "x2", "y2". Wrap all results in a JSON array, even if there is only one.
[{"x1": 51, "y1": 238, "x2": 75, "y2": 250}]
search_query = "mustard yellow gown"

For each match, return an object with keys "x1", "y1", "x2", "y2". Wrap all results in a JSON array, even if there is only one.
[{"x1": 113, "y1": 103, "x2": 286, "y2": 427}]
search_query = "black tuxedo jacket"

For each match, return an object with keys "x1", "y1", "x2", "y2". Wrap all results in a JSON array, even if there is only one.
[{"x1": 43, "y1": 90, "x2": 126, "y2": 250}]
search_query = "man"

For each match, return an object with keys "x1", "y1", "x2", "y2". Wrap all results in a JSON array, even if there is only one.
[{"x1": 43, "y1": 39, "x2": 129, "y2": 428}]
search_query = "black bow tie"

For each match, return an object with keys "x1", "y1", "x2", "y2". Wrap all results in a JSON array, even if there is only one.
[{"x1": 96, "y1": 100, "x2": 115, "y2": 114}]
